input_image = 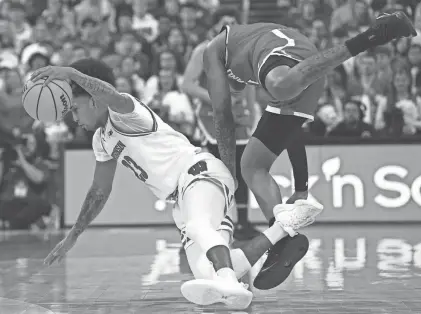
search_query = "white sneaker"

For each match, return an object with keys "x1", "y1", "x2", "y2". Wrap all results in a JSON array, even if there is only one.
[
  {"x1": 274, "y1": 199, "x2": 323, "y2": 237},
  {"x1": 181, "y1": 278, "x2": 253, "y2": 309}
]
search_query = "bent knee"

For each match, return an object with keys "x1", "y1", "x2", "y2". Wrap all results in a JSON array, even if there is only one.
[{"x1": 241, "y1": 144, "x2": 273, "y2": 178}]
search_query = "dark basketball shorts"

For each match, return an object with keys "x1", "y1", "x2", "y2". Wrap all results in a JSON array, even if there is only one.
[{"x1": 253, "y1": 54, "x2": 323, "y2": 155}]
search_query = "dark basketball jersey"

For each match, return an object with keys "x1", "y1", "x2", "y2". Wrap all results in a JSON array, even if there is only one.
[
  {"x1": 194, "y1": 41, "x2": 258, "y2": 144},
  {"x1": 223, "y1": 23, "x2": 325, "y2": 119}
]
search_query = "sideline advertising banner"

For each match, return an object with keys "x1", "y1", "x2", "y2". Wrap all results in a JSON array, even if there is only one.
[{"x1": 64, "y1": 145, "x2": 421, "y2": 226}]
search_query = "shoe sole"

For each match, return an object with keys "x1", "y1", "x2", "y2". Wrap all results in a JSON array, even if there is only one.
[
  {"x1": 181, "y1": 279, "x2": 253, "y2": 309},
  {"x1": 395, "y1": 11, "x2": 417, "y2": 36},
  {"x1": 253, "y1": 234, "x2": 309, "y2": 290}
]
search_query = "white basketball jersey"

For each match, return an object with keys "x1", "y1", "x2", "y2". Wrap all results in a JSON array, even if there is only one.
[{"x1": 92, "y1": 93, "x2": 201, "y2": 199}]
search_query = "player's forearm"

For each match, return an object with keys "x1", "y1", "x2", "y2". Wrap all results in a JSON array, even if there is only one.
[
  {"x1": 273, "y1": 45, "x2": 352, "y2": 101},
  {"x1": 181, "y1": 81, "x2": 211, "y2": 104},
  {"x1": 286, "y1": 133, "x2": 308, "y2": 192},
  {"x1": 68, "y1": 68, "x2": 120, "y2": 99},
  {"x1": 71, "y1": 182, "x2": 111, "y2": 238},
  {"x1": 213, "y1": 109, "x2": 237, "y2": 179},
  {"x1": 295, "y1": 45, "x2": 351, "y2": 87}
]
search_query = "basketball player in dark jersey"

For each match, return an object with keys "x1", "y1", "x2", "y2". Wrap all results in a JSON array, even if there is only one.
[
  {"x1": 182, "y1": 7, "x2": 260, "y2": 241},
  {"x1": 201, "y1": 12, "x2": 416, "y2": 290},
  {"x1": 182, "y1": 8, "x2": 310, "y2": 242}
]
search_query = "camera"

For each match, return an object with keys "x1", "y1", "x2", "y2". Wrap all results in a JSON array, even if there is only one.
[{"x1": 0, "y1": 128, "x2": 28, "y2": 162}]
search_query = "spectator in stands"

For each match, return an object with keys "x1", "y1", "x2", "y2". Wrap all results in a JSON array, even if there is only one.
[
  {"x1": 144, "y1": 50, "x2": 183, "y2": 103},
  {"x1": 9, "y1": 2, "x2": 33, "y2": 53},
  {"x1": 114, "y1": 30, "x2": 142, "y2": 58},
  {"x1": 0, "y1": 18, "x2": 16, "y2": 54},
  {"x1": 321, "y1": 65, "x2": 349, "y2": 118},
  {"x1": 294, "y1": 1, "x2": 317, "y2": 34},
  {"x1": 307, "y1": 103, "x2": 339, "y2": 137},
  {"x1": 74, "y1": 0, "x2": 112, "y2": 29},
  {"x1": 408, "y1": 43, "x2": 421, "y2": 92},
  {"x1": 162, "y1": 0, "x2": 180, "y2": 22},
  {"x1": 0, "y1": 68, "x2": 33, "y2": 134},
  {"x1": 115, "y1": 3, "x2": 134, "y2": 33},
  {"x1": 329, "y1": 99, "x2": 375, "y2": 137},
  {"x1": 376, "y1": 62, "x2": 421, "y2": 135},
  {"x1": 0, "y1": 132, "x2": 57, "y2": 230},
  {"x1": 330, "y1": 0, "x2": 373, "y2": 34},
  {"x1": 165, "y1": 26, "x2": 191, "y2": 67},
  {"x1": 20, "y1": 43, "x2": 51, "y2": 82},
  {"x1": 375, "y1": 45, "x2": 393, "y2": 90},
  {"x1": 155, "y1": 14, "x2": 173, "y2": 48},
  {"x1": 147, "y1": 68, "x2": 195, "y2": 138},
  {"x1": 307, "y1": 19, "x2": 329, "y2": 50},
  {"x1": 349, "y1": 52, "x2": 389, "y2": 124},
  {"x1": 132, "y1": 0, "x2": 159, "y2": 43},
  {"x1": 116, "y1": 75, "x2": 137, "y2": 96},
  {"x1": 179, "y1": 3, "x2": 206, "y2": 47},
  {"x1": 394, "y1": 37, "x2": 411, "y2": 58},
  {"x1": 120, "y1": 55, "x2": 145, "y2": 99},
  {"x1": 80, "y1": 17, "x2": 102, "y2": 46}
]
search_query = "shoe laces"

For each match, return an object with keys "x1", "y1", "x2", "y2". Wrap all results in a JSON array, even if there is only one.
[{"x1": 281, "y1": 209, "x2": 314, "y2": 230}]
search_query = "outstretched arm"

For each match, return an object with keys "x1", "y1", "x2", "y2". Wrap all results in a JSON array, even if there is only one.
[
  {"x1": 203, "y1": 39, "x2": 236, "y2": 179},
  {"x1": 71, "y1": 159, "x2": 117, "y2": 237},
  {"x1": 44, "y1": 159, "x2": 117, "y2": 266}
]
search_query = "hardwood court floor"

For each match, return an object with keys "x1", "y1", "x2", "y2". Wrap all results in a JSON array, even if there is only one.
[{"x1": 1, "y1": 224, "x2": 421, "y2": 314}]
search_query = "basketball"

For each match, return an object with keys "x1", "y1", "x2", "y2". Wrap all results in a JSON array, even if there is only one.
[{"x1": 22, "y1": 78, "x2": 72, "y2": 122}]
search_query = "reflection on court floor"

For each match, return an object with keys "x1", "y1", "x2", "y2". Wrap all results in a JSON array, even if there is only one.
[{"x1": 1, "y1": 224, "x2": 421, "y2": 313}]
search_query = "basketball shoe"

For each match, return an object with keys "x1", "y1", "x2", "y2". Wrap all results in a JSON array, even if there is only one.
[
  {"x1": 253, "y1": 199, "x2": 323, "y2": 290},
  {"x1": 181, "y1": 276, "x2": 252, "y2": 309}
]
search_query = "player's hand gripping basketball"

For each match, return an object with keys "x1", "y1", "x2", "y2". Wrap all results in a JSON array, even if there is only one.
[
  {"x1": 44, "y1": 232, "x2": 78, "y2": 266},
  {"x1": 31, "y1": 66, "x2": 73, "y2": 86}
]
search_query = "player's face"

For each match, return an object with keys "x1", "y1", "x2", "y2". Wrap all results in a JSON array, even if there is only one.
[{"x1": 71, "y1": 96, "x2": 101, "y2": 131}]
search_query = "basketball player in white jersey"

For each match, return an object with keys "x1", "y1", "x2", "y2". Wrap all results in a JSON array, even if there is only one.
[{"x1": 33, "y1": 59, "x2": 322, "y2": 309}]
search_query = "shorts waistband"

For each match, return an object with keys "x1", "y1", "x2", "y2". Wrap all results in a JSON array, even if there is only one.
[{"x1": 266, "y1": 105, "x2": 314, "y2": 120}]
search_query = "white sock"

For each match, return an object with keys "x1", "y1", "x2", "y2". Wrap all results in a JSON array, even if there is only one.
[
  {"x1": 231, "y1": 248, "x2": 252, "y2": 279},
  {"x1": 216, "y1": 267, "x2": 238, "y2": 283},
  {"x1": 263, "y1": 222, "x2": 288, "y2": 245}
]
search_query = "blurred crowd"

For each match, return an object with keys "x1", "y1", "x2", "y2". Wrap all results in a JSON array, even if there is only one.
[
  {"x1": 1, "y1": 0, "x2": 421, "y2": 229},
  {"x1": 277, "y1": 0, "x2": 421, "y2": 138}
]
